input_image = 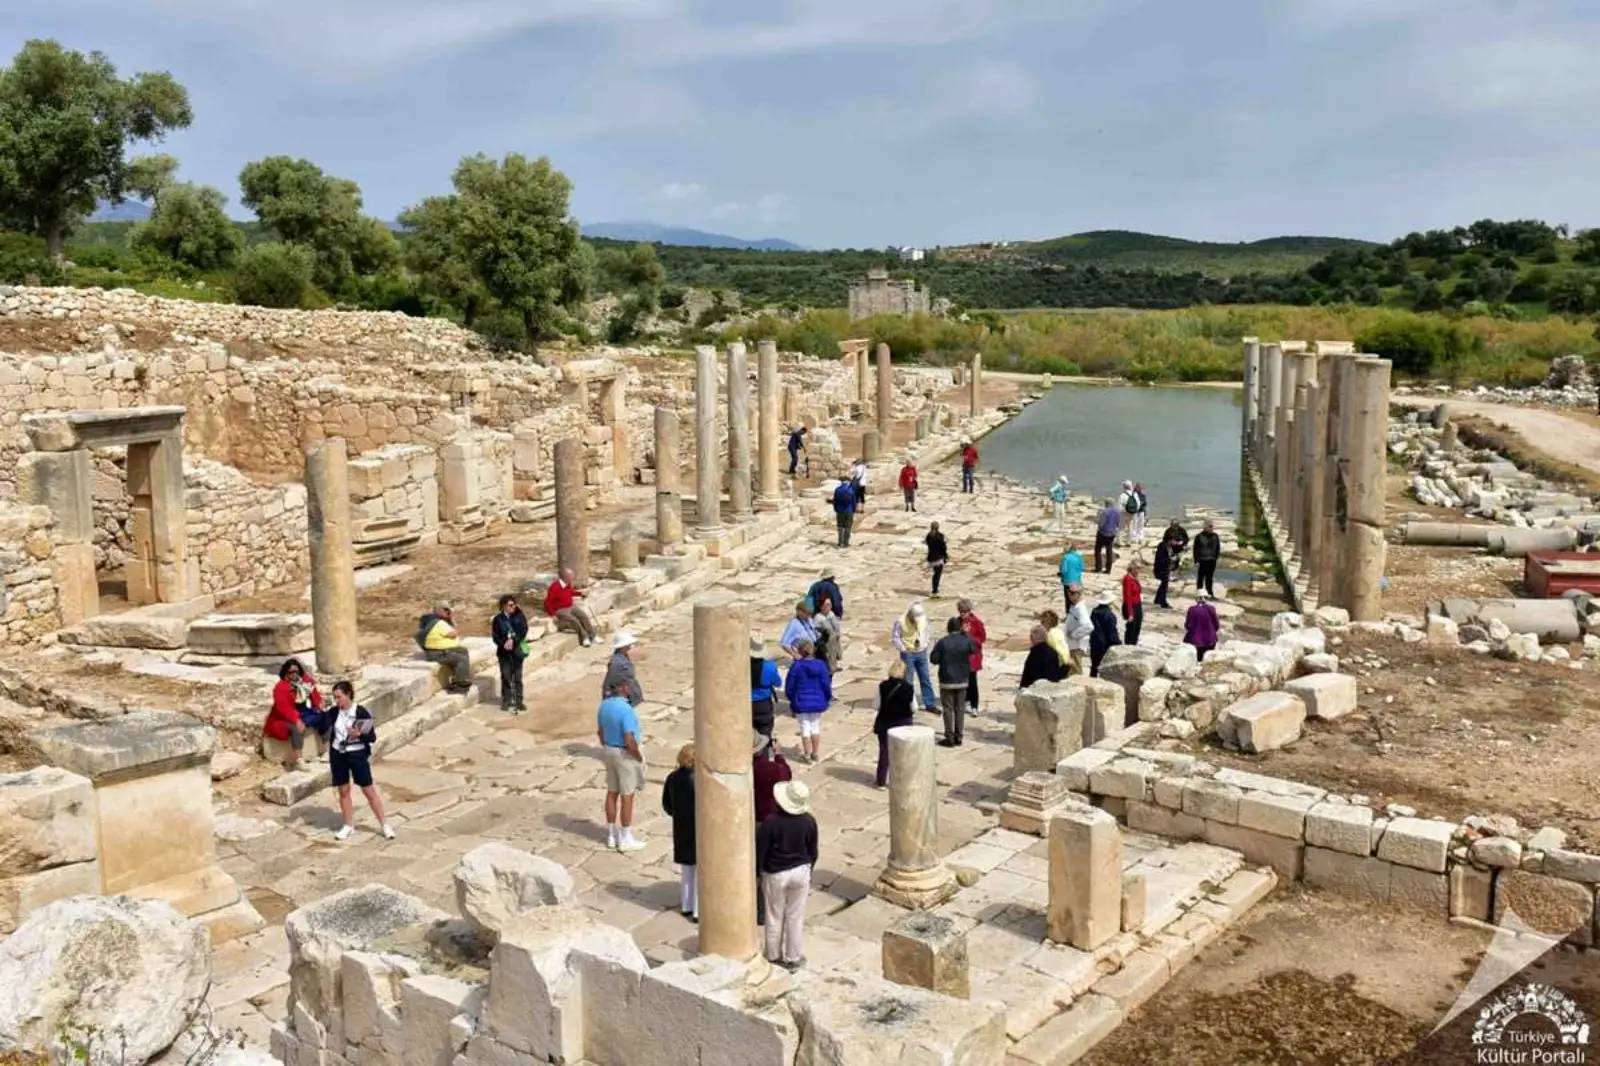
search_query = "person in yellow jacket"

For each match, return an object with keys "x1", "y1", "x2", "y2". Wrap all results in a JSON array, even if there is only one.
[{"x1": 417, "y1": 602, "x2": 473, "y2": 693}]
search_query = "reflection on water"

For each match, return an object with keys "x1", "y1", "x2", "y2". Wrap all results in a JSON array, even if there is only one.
[{"x1": 980, "y1": 383, "x2": 1243, "y2": 518}]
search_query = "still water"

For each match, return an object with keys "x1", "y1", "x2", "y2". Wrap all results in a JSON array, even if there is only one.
[{"x1": 979, "y1": 382, "x2": 1244, "y2": 517}]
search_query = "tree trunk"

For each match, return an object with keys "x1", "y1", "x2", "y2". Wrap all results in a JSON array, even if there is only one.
[
  {"x1": 45, "y1": 226, "x2": 64, "y2": 264},
  {"x1": 462, "y1": 294, "x2": 479, "y2": 329}
]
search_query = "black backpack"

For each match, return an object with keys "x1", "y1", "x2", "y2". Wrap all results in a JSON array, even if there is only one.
[{"x1": 413, "y1": 613, "x2": 436, "y2": 650}]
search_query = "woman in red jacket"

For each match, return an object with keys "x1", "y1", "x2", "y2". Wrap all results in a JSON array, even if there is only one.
[
  {"x1": 957, "y1": 598, "x2": 987, "y2": 715},
  {"x1": 264, "y1": 658, "x2": 324, "y2": 771},
  {"x1": 898, "y1": 459, "x2": 919, "y2": 512}
]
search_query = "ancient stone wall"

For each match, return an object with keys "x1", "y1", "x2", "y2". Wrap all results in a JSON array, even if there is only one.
[
  {"x1": 0, "y1": 501, "x2": 64, "y2": 643},
  {"x1": 185, "y1": 459, "x2": 308, "y2": 597}
]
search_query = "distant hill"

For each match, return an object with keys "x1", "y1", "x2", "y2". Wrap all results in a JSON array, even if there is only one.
[
  {"x1": 943, "y1": 229, "x2": 1374, "y2": 274},
  {"x1": 89, "y1": 200, "x2": 152, "y2": 223},
  {"x1": 583, "y1": 221, "x2": 803, "y2": 251}
]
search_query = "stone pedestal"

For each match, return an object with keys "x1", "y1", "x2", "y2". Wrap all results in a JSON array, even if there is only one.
[
  {"x1": 553, "y1": 437, "x2": 589, "y2": 587},
  {"x1": 756, "y1": 340, "x2": 781, "y2": 509},
  {"x1": 1047, "y1": 806, "x2": 1121, "y2": 951},
  {"x1": 692, "y1": 596, "x2": 757, "y2": 959},
  {"x1": 305, "y1": 437, "x2": 361, "y2": 678},
  {"x1": 873, "y1": 725, "x2": 957, "y2": 910},
  {"x1": 28, "y1": 711, "x2": 264, "y2": 942},
  {"x1": 1012, "y1": 680, "x2": 1087, "y2": 774},
  {"x1": 726, "y1": 342, "x2": 753, "y2": 520},
  {"x1": 1340, "y1": 358, "x2": 1392, "y2": 621},
  {"x1": 609, "y1": 522, "x2": 639, "y2": 576},
  {"x1": 654, "y1": 407, "x2": 684, "y2": 550},
  {"x1": 882, "y1": 912, "x2": 970, "y2": 998},
  {"x1": 1000, "y1": 771, "x2": 1081, "y2": 836},
  {"x1": 694, "y1": 346, "x2": 722, "y2": 535},
  {"x1": 862, "y1": 428, "x2": 881, "y2": 463},
  {"x1": 875, "y1": 343, "x2": 893, "y2": 439}
]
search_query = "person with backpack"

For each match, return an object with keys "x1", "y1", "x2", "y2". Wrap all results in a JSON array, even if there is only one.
[
  {"x1": 327, "y1": 680, "x2": 393, "y2": 841},
  {"x1": 491, "y1": 594, "x2": 529, "y2": 714},
  {"x1": 1117, "y1": 481, "x2": 1140, "y2": 546},
  {"x1": 924, "y1": 522, "x2": 948, "y2": 597},
  {"x1": 1089, "y1": 591, "x2": 1122, "y2": 678},
  {"x1": 960, "y1": 440, "x2": 979, "y2": 493},
  {"x1": 751, "y1": 636, "x2": 783, "y2": 740},
  {"x1": 783, "y1": 640, "x2": 833, "y2": 764},
  {"x1": 831, "y1": 479, "x2": 857, "y2": 547},
  {"x1": 417, "y1": 603, "x2": 473, "y2": 694},
  {"x1": 898, "y1": 458, "x2": 919, "y2": 512}
]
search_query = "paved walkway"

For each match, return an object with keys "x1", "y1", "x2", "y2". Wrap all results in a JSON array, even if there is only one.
[{"x1": 205, "y1": 467, "x2": 1230, "y2": 1046}]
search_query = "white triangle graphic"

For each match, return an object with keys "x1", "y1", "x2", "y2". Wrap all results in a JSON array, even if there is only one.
[{"x1": 1430, "y1": 908, "x2": 1563, "y2": 1036}]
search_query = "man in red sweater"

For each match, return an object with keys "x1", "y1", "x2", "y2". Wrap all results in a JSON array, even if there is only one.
[
  {"x1": 1121, "y1": 561, "x2": 1145, "y2": 646},
  {"x1": 960, "y1": 441, "x2": 979, "y2": 494},
  {"x1": 544, "y1": 567, "x2": 599, "y2": 646},
  {"x1": 898, "y1": 459, "x2": 919, "y2": 512},
  {"x1": 957, "y1": 598, "x2": 987, "y2": 714}
]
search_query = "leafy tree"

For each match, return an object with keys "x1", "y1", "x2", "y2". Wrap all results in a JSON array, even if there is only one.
[
  {"x1": 130, "y1": 178, "x2": 243, "y2": 271},
  {"x1": 1356, "y1": 317, "x2": 1479, "y2": 377},
  {"x1": 1575, "y1": 229, "x2": 1600, "y2": 264},
  {"x1": 238, "y1": 155, "x2": 397, "y2": 289},
  {"x1": 401, "y1": 153, "x2": 590, "y2": 345},
  {"x1": 0, "y1": 40, "x2": 191, "y2": 259},
  {"x1": 600, "y1": 242, "x2": 665, "y2": 309},
  {"x1": 398, "y1": 195, "x2": 486, "y2": 325},
  {"x1": 233, "y1": 242, "x2": 314, "y2": 308}
]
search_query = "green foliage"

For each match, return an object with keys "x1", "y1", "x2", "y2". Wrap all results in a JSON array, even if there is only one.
[
  {"x1": 238, "y1": 155, "x2": 397, "y2": 289},
  {"x1": 0, "y1": 39, "x2": 191, "y2": 257},
  {"x1": 233, "y1": 242, "x2": 314, "y2": 308},
  {"x1": 0, "y1": 230, "x2": 60, "y2": 283},
  {"x1": 1355, "y1": 316, "x2": 1483, "y2": 377},
  {"x1": 130, "y1": 181, "x2": 243, "y2": 270}
]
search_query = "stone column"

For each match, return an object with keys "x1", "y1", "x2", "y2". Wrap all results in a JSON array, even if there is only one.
[
  {"x1": 553, "y1": 437, "x2": 588, "y2": 587},
  {"x1": 1340, "y1": 358, "x2": 1392, "y2": 621},
  {"x1": 1318, "y1": 356, "x2": 1349, "y2": 606},
  {"x1": 1047, "y1": 807, "x2": 1122, "y2": 951},
  {"x1": 757, "y1": 340, "x2": 781, "y2": 509},
  {"x1": 1301, "y1": 378, "x2": 1325, "y2": 597},
  {"x1": 875, "y1": 342, "x2": 893, "y2": 439},
  {"x1": 1242, "y1": 339, "x2": 1259, "y2": 453},
  {"x1": 304, "y1": 438, "x2": 361, "y2": 678},
  {"x1": 726, "y1": 342, "x2": 752, "y2": 520},
  {"x1": 1275, "y1": 352, "x2": 1300, "y2": 518},
  {"x1": 873, "y1": 726, "x2": 958, "y2": 909},
  {"x1": 1259, "y1": 343, "x2": 1282, "y2": 482},
  {"x1": 694, "y1": 345, "x2": 722, "y2": 534},
  {"x1": 855, "y1": 346, "x2": 869, "y2": 408},
  {"x1": 692, "y1": 596, "x2": 757, "y2": 959},
  {"x1": 968, "y1": 354, "x2": 982, "y2": 418},
  {"x1": 862, "y1": 428, "x2": 881, "y2": 463},
  {"x1": 653, "y1": 407, "x2": 683, "y2": 550}
]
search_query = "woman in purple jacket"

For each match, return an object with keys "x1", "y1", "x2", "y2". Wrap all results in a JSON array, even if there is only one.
[{"x1": 1183, "y1": 592, "x2": 1221, "y2": 661}]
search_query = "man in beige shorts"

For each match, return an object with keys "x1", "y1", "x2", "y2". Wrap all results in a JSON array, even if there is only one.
[{"x1": 597, "y1": 680, "x2": 645, "y2": 851}]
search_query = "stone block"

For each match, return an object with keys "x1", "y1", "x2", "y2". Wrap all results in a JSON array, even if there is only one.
[
  {"x1": 572, "y1": 944, "x2": 647, "y2": 1066},
  {"x1": 1237, "y1": 791, "x2": 1316, "y2": 839},
  {"x1": 482, "y1": 905, "x2": 648, "y2": 1063},
  {"x1": 1162, "y1": 644, "x2": 1198, "y2": 680},
  {"x1": 1222, "y1": 692, "x2": 1305, "y2": 752},
  {"x1": 1077, "y1": 677, "x2": 1128, "y2": 739},
  {"x1": 285, "y1": 885, "x2": 450, "y2": 1026},
  {"x1": 1013, "y1": 681, "x2": 1088, "y2": 775},
  {"x1": 1542, "y1": 849, "x2": 1600, "y2": 884},
  {"x1": 1055, "y1": 748, "x2": 1115, "y2": 793},
  {"x1": 1009, "y1": 992, "x2": 1122, "y2": 1066},
  {"x1": 791, "y1": 973, "x2": 1004, "y2": 1066},
  {"x1": 1120, "y1": 874, "x2": 1146, "y2": 933},
  {"x1": 0, "y1": 766, "x2": 97, "y2": 878},
  {"x1": 882, "y1": 912, "x2": 970, "y2": 998},
  {"x1": 1202, "y1": 820, "x2": 1304, "y2": 880},
  {"x1": 1091, "y1": 948, "x2": 1169, "y2": 1014},
  {"x1": 347, "y1": 462, "x2": 387, "y2": 500},
  {"x1": 453, "y1": 842, "x2": 576, "y2": 942},
  {"x1": 0, "y1": 859, "x2": 101, "y2": 934},
  {"x1": 340, "y1": 951, "x2": 416, "y2": 1051},
  {"x1": 1493, "y1": 871, "x2": 1594, "y2": 945},
  {"x1": 1450, "y1": 865, "x2": 1493, "y2": 922},
  {"x1": 1281, "y1": 674, "x2": 1358, "y2": 721},
  {"x1": 1304, "y1": 847, "x2": 1392, "y2": 902},
  {"x1": 1375, "y1": 817, "x2": 1457, "y2": 873},
  {"x1": 1386, "y1": 865, "x2": 1449, "y2": 914},
  {"x1": 1088, "y1": 757, "x2": 1156, "y2": 802},
  {"x1": 1151, "y1": 776, "x2": 1189, "y2": 810},
  {"x1": 1126, "y1": 800, "x2": 1204, "y2": 841},
  {"x1": 401, "y1": 975, "x2": 484, "y2": 1066},
  {"x1": 1181, "y1": 779, "x2": 1243, "y2": 825},
  {"x1": 1097, "y1": 647, "x2": 1164, "y2": 723},
  {"x1": 1048, "y1": 806, "x2": 1122, "y2": 951},
  {"x1": 1137, "y1": 678, "x2": 1173, "y2": 722},
  {"x1": 17, "y1": 450, "x2": 93, "y2": 542},
  {"x1": 1209, "y1": 868, "x2": 1277, "y2": 919},
  {"x1": 1470, "y1": 836, "x2": 1522, "y2": 870},
  {"x1": 1305, "y1": 802, "x2": 1374, "y2": 856}
]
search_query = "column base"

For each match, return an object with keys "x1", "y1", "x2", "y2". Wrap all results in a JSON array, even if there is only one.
[{"x1": 873, "y1": 862, "x2": 959, "y2": 910}]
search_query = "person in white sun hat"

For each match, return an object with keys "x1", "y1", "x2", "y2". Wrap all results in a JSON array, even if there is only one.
[
  {"x1": 603, "y1": 630, "x2": 642, "y2": 706},
  {"x1": 757, "y1": 779, "x2": 818, "y2": 971}
]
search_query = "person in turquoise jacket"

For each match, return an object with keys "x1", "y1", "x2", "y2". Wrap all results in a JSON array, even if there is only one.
[
  {"x1": 1048, "y1": 475, "x2": 1070, "y2": 531},
  {"x1": 1059, "y1": 541, "x2": 1085, "y2": 612}
]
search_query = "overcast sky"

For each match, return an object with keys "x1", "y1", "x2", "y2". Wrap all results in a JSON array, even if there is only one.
[{"x1": 10, "y1": 0, "x2": 1600, "y2": 249}]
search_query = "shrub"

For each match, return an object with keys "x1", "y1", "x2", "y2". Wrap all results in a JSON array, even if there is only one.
[
  {"x1": 0, "y1": 232, "x2": 61, "y2": 284},
  {"x1": 1355, "y1": 316, "x2": 1481, "y2": 377},
  {"x1": 233, "y1": 243, "x2": 315, "y2": 308},
  {"x1": 472, "y1": 307, "x2": 527, "y2": 352}
]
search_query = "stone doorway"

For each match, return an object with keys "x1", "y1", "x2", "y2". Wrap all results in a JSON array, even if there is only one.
[{"x1": 19, "y1": 406, "x2": 193, "y2": 626}]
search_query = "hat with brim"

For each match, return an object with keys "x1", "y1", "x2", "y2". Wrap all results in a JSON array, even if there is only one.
[
  {"x1": 1097, "y1": 590, "x2": 1114, "y2": 605},
  {"x1": 612, "y1": 631, "x2": 637, "y2": 650},
  {"x1": 750, "y1": 635, "x2": 764, "y2": 654},
  {"x1": 774, "y1": 779, "x2": 811, "y2": 816}
]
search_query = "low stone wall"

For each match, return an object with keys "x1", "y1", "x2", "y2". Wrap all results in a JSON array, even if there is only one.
[
  {"x1": 1059, "y1": 723, "x2": 1600, "y2": 945},
  {"x1": 0, "y1": 501, "x2": 66, "y2": 643},
  {"x1": 186, "y1": 459, "x2": 308, "y2": 597},
  {"x1": 348, "y1": 444, "x2": 439, "y2": 556}
]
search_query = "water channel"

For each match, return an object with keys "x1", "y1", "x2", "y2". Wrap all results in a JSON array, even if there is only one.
[{"x1": 980, "y1": 381, "x2": 1245, "y2": 518}]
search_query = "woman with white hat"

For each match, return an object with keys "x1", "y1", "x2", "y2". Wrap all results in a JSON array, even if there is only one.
[
  {"x1": 1048, "y1": 475, "x2": 1070, "y2": 532},
  {"x1": 756, "y1": 779, "x2": 818, "y2": 971},
  {"x1": 603, "y1": 631, "x2": 643, "y2": 707}
]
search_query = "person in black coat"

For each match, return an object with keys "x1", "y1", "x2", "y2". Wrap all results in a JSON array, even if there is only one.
[
  {"x1": 873, "y1": 661, "x2": 917, "y2": 787},
  {"x1": 1192, "y1": 520, "x2": 1222, "y2": 598},
  {"x1": 662, "y1": 743, "x2": 697, "y2": 921},
  {"x1": 1020, "y1": 624, "x2": 1065, "y2": 689},
  {"x1": 1153, "y1": 538, "x2": 1175, "y2": 609},
  {"x1": 491, "y1": 594, "x2": 529, "y2": 712},
  {"x1": 1089, "y1": 592, "x2": 1123, "y2": 677}
]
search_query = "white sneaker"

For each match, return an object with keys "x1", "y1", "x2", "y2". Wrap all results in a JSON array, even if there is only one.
[
  {"x1": 380, "y1": 824, "x2": 396, "y2": 840},
  {"x1": 334, "y1": 825, "x2": 354, "y2": 841},
  {"x1": 617, "y1": 836, "x2": 646, "y2": 853}
]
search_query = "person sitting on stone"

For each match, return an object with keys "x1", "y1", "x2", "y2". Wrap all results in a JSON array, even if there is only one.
[
  {"x1": 416, "y1": 602, "x2": 473, "y2": 694},
  {"x1": 264, "y1": 657, "x2": 325, "y2": 771},
  {"x1": 544, "y1": 566, "x2": 599, "y2": 647},
  {"x1": 1019, "y1": 624, "x2": 1065, "y2": 689}
]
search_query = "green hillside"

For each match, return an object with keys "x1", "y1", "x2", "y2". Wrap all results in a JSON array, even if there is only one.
[{"x1": 1008, "y1": 230, "x2": 1374, "y2": 273}]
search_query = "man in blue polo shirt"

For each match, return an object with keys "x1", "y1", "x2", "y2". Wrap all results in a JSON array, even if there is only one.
[{"x1": 597, "y1": 682, "x2": 645, "y2": 852}]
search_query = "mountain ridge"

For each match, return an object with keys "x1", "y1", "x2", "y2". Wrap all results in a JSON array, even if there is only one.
[{"x1": 582, "y1": 221, "x2": 803, "y2": 251}]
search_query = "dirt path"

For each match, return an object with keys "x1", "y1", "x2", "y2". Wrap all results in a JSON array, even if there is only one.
[{"x1": 1394, "y1": 396, "x2": 1600, "y2": 472}]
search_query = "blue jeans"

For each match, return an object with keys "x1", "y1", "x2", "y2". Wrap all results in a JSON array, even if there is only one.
[
  {"x1": 962, "y1": 466, "x2": 975, "y2": 492},
  {"x1": 901, "y1": 651, "x2": 936, "y2": 710}
]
